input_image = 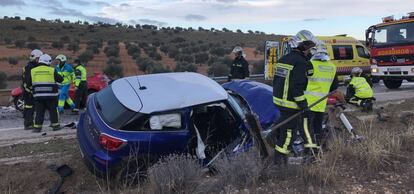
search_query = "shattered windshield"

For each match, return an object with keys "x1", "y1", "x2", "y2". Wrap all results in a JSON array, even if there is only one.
[{"x1": 374, "y1": 22, "x2": 414, "y2": 45}]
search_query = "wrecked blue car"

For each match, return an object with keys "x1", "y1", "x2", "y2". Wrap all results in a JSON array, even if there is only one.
[{"x1": 77, "y1": 72, "x2": 280, "y2": 178}]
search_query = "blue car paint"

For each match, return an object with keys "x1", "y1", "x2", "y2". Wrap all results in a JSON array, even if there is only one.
[
  {"x1": 77, "y1": 80, "x2": 280, "y2": 174},
  {"x1": 222, "y1": 80, "x2": 280, "y2": 129},
  {"x1": 77, "y1": 94, "x2": 191, "y2": 173}
]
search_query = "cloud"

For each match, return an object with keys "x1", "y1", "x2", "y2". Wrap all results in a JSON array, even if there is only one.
[
  {"x1": 303, "y1": 18, "x2": 326, "y2": 22},
  {"x1": 94, "y1": 1, "x2": 111, "y2": 6},
  {"x1": 99, "y1": 0, "x2": 414, "y2": 25},
  {"x1": 48, "y1": 6, "x2": 119, "y2": 24},
  {"x1": 0, "y1": 0, "x2": 26, "y2": 6},
  {"x1": 68, "y1": 0, "x2": 90, "y2": 6},
  {"x1": 38, "y1": 0, "x2": 61, "y2": 7},
  {"x1": 184, "y1": 14, "x2": 207, "y2": 21},
  {"x1": 138, "y1": 19, "x2": 168, "y2": 26}
]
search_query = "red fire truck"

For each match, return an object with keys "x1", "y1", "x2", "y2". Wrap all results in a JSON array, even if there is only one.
[{"x1": 366, "y1": 12, "x2": 414, "y2": 89}]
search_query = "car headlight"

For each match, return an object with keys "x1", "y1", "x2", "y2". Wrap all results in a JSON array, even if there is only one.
[{"x1": 371, "y1": 68, "x2": 379, "y2": 73}]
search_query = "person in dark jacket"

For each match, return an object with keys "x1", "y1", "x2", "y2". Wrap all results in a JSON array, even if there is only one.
[
  {"x1": 228, "y1": 46, "x2": 249, "y2": 81},
  {"x1": 27, "y1": 54, "x2": 63, "y2": 133},
  {"x1": 272, "y1": 30, "x2": 318, "y2": 165},
  {"x1": 22, "y1": 49, "x2": 43, "y2": 130}
]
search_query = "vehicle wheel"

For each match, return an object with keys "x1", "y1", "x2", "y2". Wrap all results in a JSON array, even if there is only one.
[
  {"x1": 13, "y1": 95, "x2": 24, "y2": 112},
  {"x1": 383, "y1": 80, "x2": 402, "y2": 89},
  {"x1": 372, "y1": 77, "x2": 380, "y2": 84}
]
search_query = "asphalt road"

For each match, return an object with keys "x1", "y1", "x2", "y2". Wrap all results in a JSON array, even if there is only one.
[{"x1": 0, "y1": 82, "x2": 414, "y2": 147}]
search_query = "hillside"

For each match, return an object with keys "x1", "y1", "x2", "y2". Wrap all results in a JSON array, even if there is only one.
[{"x1": 0, "y1": 18, "x2": 281, "y2": 88}]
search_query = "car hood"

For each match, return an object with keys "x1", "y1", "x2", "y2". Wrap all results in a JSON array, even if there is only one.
[{"x1": 222, "y1": 80, "x2": 280, "y2": 129}]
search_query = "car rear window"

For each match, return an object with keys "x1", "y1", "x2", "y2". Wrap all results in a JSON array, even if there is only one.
[{"x1": 95, "y1": 86, "x2": 137, "y2": 129}]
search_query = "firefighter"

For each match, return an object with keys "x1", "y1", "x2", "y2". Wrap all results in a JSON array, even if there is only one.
[
  {"x1": 72, "y1": 59, "x2": 87, "y2": 113},
  {"x1": 55, "y1": 54, "x2": 75, "y2": 113},
  {"x1": 28, "y1": 54, "x2": 63, "y2": 132},
  {"x1": 272, "y1": 30, "x2": 318, "y2": 164},
  {"x1": 305, "y1": 43, "x2": 339, "y2": 144},
  {"x1": 22, "y1": 49, "x2": 43, "y2": 130},
  {"x1": 346, "y1": 67, "x2": 374, "y2": 111},
  {"x1": 228, "y1": 46, "x2": 249, "y2": 81}
]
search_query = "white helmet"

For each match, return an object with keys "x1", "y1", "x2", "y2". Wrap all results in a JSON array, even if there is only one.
[
  {"x1": 232, "y1": 46, "x2": 243, "y2": 53},
  {"x1": 351, "y1": 67, "x2": 363, "y2": 77},
  {"x1": 38, "y1": 54, "x2": 52, "y2": 65},
  {"x1": 289, "y1": 30, "x2": 318, "y2": 49},
  {"x1": 55, "y1": 54, "x2": 67, "y2": 62},
  {"x1": 311, "y1": 43, "x2": 330, "y2": 61},
  {"x1": 29, "y1": 49, "x2": 43, "y2": 62}
]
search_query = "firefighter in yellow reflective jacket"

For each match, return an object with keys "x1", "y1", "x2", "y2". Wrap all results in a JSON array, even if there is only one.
[
  {"x1": 72, "y1": 59, "x2": 87, "y2": 113},
  {"x1": 55, "y1": 54, "x2": 75, "y2": 113},
  {"x1": 305, "y1": 44, "x2": 339, "y2": 144},
  {"x1": 27, "y1": 54, "x2": 63, "y2": 133},
  {"x1": 346, "y1": 67, "x2": 374, "y2": 111},
  {"x1": 272, "y1": 30, "x2": 317, "y2": 164},
  {"x1": 22, "y1": 49, "x2": 43, "y2": 130}
]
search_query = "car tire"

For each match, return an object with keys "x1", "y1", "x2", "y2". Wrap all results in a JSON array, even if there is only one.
[
  {"x1": 383, "y1": 80, "x2": 402, "y2": 89},
  {"x1": 13, "y1": 95, "x2": 24, "y2": 112}
]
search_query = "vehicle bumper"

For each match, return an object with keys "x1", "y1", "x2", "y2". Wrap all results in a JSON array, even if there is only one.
[
  {"x1": 371, "y1": 65, "x2": 414, "y2": 80},
  {"x1": 77, "y1": 112, "x2": 120, "y2": 175}
]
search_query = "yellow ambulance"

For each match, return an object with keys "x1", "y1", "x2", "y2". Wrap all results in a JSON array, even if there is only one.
[{"x1": 264, "y1": 35, "x2": 371, "y2": 81}]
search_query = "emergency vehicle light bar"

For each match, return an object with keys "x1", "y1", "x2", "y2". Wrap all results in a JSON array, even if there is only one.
[{"x1": 382, "y1": 15, "x2": 394, "y2": 22}]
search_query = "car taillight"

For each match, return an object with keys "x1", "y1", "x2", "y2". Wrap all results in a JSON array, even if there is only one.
[{"x1": 99, "y1": 133, "x2": 126, "y2": 151}]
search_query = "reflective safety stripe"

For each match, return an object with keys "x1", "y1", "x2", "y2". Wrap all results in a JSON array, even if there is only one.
[
  {"x1": 24, "y1": 105, "x2": 33, "y2": 108},
  {"x1": 51, "y1": 123, "x2": 60, "y2": 127},
  {"x1": 33, "y1": 93, "x2": 59, "y2": 97},
  {"x1": 32, "y1": 82, "x2": 56, "y2": 85},
  {"x1": 304, "y1": 144, "x2": 320, "y2": 148},
  {"x1": 34, "y1": 87, "x2": 53, "y2": 92},
  {"x1": 276, "y1": 63, "x2": 294, "y2": 70},
  {"x1": 33, "y1": 124, "x2": 42, "y2": 128},
  {"x1": 303, "y1": 118, "x2": 314, "y2": 145},
  {"x1": 293, "y1": 95, "x2": 305, "y2": 101},
  {"x1": 308, "y1": 77, "x2": 334, "y2": 83},
  {"x1": 275, "y1": 129, "x2": 292, "y2": 155},
  {"x1": 273, "y1": 97, "x2": 299, "y2": 109},
  {"x1": 304, "y1": 91, "x2": 326, "y2": 97}
]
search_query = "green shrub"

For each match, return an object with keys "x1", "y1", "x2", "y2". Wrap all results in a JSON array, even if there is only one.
[
  {"x1": 0, "y1": 71, "x2": 7, "y2": 89},
  {"x1": 209, "y1": 47, "x2": 226, "y2": 57},
  {"x1": 175, "y1": 62, "x2": 197, "y2": 72},
  {"x1": 8, "y1": 57, "x2": 18, "y2": 65},
  {"x1": 103, "y1": 63, "x2": 123, "y2": 78},
  {"x1": 195, "y1": 52, "x2": 209, "y2": 64},
  {"x1": 175, "y1": 54, "x2": 194, "y2": 63},
  {"x1": 209, "y1": 62, "x2": 229, "y2": 76},
  {"x1": 67, "y1": 41, "x2": 80, "y2": 53},
  {"x1": 3, "y1": 37, "x2": 12, "y2": 44},
  {"x1": 127, "y1": 45, "x2": 140, "y2": 56},
  {"x1": 107, "y1": 56, "x2": 121, "y2": 65},
  {"x1": 51, "y1": 41, "x2": 64, "y2": 49},
  {"x1": 14, "y1": 40, "x2": 26, "y2": 48},
  {"x1": 27, "y1": 36, "x2": 36, "y2": 42},
  {"x1": 78, "y1": 50, "x2": 94, "y2": 63},
  {"x1": 60, "y1": 36, "x2": 70, "y2": 43},
  {"x1": 104, "y1": 46, "x2": 120, "y2": 57},
  {"x1": 26, "y1": 42, "x2": 40, "y2": 50}
]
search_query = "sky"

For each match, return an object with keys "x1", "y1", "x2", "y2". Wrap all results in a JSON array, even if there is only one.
[{"x1": 1, "y1": 0, "x2": 414, "y2": 39}]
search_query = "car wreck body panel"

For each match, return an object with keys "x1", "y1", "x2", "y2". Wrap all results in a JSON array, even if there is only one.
[{"x1": 77, "y1": 73, "x2": 280, "y2": 176}]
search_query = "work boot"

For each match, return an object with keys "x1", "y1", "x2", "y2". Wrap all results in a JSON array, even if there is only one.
[
  {"x1": 71, "y1": 109, "x2": 79, "y2": 115},
  {"x1": 52, "y1": 125, "x2": 62, "y2": 131},
  {"x1": 24, "y1": 125, "x2": 34, "y2": 130},
  {"x1": 32, "y1": 128, "x2": 42, "y2": 133}
]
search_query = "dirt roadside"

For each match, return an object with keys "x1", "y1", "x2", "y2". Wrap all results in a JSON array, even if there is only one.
[{"x1": 0, "y1": 99, "x2": 414, "y2": 193}]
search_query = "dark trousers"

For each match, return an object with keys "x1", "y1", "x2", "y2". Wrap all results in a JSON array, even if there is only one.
[
  {"x1": 311, "y1": 111, "x2": 324, "y2": 144},
  {"x1": 34, "y1": 98, "x2": 59, "y2": 129},
  {"x1": 275, "y1": 109, "x2": 318, "y2": 156},
  {"x1": 74, "y1": 81, "x2": 88, "y2": 109},
  {"x1": 23, "y1": 91, "x2": 34, "y2": 127}
]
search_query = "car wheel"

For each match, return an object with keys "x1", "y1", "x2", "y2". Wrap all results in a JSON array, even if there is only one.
[
  {"x1": 14, "y1": 95, "x2": 24, "y2": 112},
  {"x1": 383, "y1": 80, "x2": 402, "y2": 89}
]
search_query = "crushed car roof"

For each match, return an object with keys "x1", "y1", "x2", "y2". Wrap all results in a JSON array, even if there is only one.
[{"x1": 111, "y1": 72, "x2": 228, "y2": 114}]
